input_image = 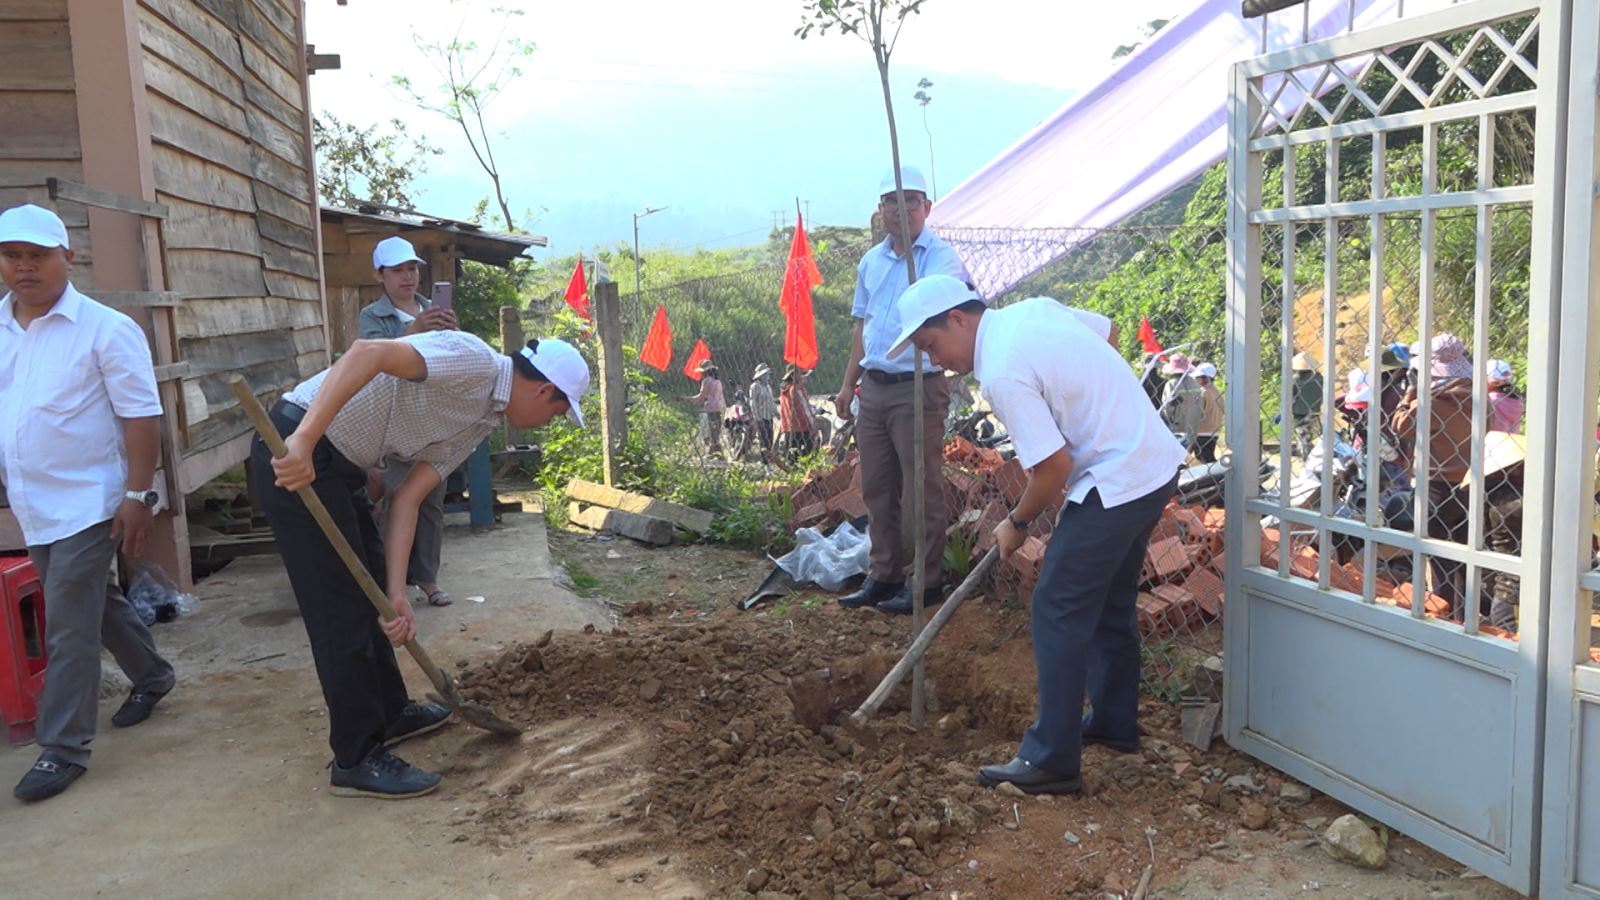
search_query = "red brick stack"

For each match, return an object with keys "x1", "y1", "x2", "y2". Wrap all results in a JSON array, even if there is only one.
[{"x1": 788, "y1": 439, "x2": 1230, "y2": 640}]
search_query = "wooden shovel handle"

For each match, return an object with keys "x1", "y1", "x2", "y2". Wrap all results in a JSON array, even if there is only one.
[
  {"x1": 850, "y1": 546, "x2": 1001, "y2": 727},
  {"x1": 228, "y1": 376, "x2": 456, "y2": 700}
]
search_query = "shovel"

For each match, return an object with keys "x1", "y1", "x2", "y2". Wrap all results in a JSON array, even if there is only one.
[{"x1": 230, "y1": 376, "x2": 522, "y2": 737}]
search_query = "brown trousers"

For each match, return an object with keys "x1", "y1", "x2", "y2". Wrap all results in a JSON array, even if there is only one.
[{"x1": 857, "y1": 371, "x2": 949, "y2": 587}]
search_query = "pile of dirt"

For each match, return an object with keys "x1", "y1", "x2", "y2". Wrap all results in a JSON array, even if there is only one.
[{"x1": 454, "y1": 600, "x2": 1320, "y2": 897}]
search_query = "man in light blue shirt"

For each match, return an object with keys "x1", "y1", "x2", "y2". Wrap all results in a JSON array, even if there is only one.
[{"x1": 833, "y1": 166, "x2": 971, "y2": 615}]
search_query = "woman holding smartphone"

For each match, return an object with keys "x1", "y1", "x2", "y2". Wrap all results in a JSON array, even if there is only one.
[{"x1": 358, "y1": 236, "x2": 459, "y2": 607}]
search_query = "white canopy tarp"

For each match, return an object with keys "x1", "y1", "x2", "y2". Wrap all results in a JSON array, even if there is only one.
[{"x1": 930, "y1": 0, "x2": 1451, "y2": 297}]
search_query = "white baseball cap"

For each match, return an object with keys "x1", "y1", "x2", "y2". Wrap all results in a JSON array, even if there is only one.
[
  {"x1": 1486, "y1": 358, "x2": 1513, "y2": 384},
  {"x1": 372, "y1": 235, "x2": 424, "y2": 269},
  {"x1": 0, "y1": 204, "x2": 70, "y2": 249},
  {"x1": 1195, "y1": 362, "x2": 1218, "y2": 379},
  {"x1": 888, "y1": 274, "x2": 980, "y2": 356},
  {"x1": 878, "y1": 165, "x2": 930, "y2": 198},
  {"x1": 519, "y1": 338, "x2": 591, "y2": 427}
]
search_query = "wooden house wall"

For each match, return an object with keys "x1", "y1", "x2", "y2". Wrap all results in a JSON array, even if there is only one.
[
  {"x1": 0, "y1": 0, "x2": 93, "y2": 286},
  {"x1": 136, "y1": 0, "x2": 325, "y2": 460}
]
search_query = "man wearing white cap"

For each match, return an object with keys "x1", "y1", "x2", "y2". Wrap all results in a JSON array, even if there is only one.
[
  {"x1": 0, "y1": 204, "x2": 177, "y2": 802},
  {"x1": 890, "y1": 275, "x2": 1185, "y2": 794},
  {"x1": 835, "y1": 165, "x2": 971, "y2": 615},
  {"x1": 254, "y1": 332, "x2": 588, "y2": 798},
  {"x1": 1192, "y1": 362, "x2": 1224, "y2": 463},
  {"x1": 358, "y1": 235, "x2": 459, "y2": 608}
]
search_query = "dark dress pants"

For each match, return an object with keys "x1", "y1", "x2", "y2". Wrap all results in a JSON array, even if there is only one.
[
  {"x1": 1018, "y1": 477, "x2": 1176, "y2": 775},
  {"x1": 252, "y1": 406, "x2": 410, "y2": 767}
]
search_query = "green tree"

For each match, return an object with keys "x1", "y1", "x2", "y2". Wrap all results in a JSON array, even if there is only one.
[
  {"x1": 392, "y1": 1, "x2": 535, "y2": 231},
  {"x1": 312, "y1": 112, "x2": 440, "y2": 208}
]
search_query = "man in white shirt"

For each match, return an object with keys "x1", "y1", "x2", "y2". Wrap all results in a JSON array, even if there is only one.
[
  {"x1": 892, "y1": 275, "x2": 1185, "y2": 795},
  {"x1": 0, "y1": 204, "x2": 177, "y2": 803},
  {"x1": 835, "y1": 166, "x2": 971, "y2": 615},
  {"x1": 257, "y1": 331, "x2": 589, "y2": 799}
]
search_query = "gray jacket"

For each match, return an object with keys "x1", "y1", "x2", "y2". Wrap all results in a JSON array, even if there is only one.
[{"x1": 358, "y1": 292, "x2": 432, "y2": 341}]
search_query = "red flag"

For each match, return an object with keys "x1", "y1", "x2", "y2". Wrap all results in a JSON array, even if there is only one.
[
  {"x1": 563, "y1": 256, "x2": 592, "y2": 325},
  {"x1": 639, "y1": 305, "x2": 673, "y2": 372},
  {"x1": 779, "y1": 213, "x2": 822, "y2": 370},
  {"x1": 1137, "y1": 315, "x2": 1163, "y2": 354},
  {"x1": 683, "y1": 339, "x2": 712, "y2": 381}
]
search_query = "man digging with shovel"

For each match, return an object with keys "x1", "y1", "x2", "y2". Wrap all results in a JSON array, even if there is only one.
[
  {"x1": 891, "y1": 276, "x2": 1185, "y2": 795},
  {"x1": 253, "y1": 332, "x2": 589, "y2": 798}
]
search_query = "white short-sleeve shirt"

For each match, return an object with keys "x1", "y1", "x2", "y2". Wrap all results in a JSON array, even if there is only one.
[
  {"x1": 0, "y1": 284, "x2": 164, "y2": 545},
  {"x1": 974, "y1": 298, "x2": 1185, "y2": 509}
]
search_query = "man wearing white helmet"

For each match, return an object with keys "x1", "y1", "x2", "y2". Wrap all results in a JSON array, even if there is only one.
[
  {"x1": 890, "y1": 275, "x2": 1185, "y2": 795},
  {"x1": 255, "y1": 332, "x2": 589, "y2": 798},
  {"x1": 835, "y1": 165, "x2": 971, "y2": 616},
  {"x1": 0, "y1": 204, "x2": 177, "y2": 803}
]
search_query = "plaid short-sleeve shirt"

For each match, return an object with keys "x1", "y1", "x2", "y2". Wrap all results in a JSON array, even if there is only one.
[{"x1": 285, "y1": 330, "x2": 513, "y2": 479}]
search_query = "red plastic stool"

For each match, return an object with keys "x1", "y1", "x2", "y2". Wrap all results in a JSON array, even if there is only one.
[{"x1": 0, "y1": 556, "x2": 47, "y2": 746}]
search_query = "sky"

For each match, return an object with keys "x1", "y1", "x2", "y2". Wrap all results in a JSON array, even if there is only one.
[{"x1": 305, "y1": 0, "x2": 1180, "y2": 259}]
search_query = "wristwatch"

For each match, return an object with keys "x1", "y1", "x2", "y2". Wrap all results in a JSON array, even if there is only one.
[
  {"x1": 125, "y1": 489, "x2": 159, "y2": 509},
  {"x1": 1008, "y1": 511, "x2": 1033, "y2": 530}
]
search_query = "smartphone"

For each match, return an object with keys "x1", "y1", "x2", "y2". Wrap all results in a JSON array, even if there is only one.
[{"x1": 430, "y1": 281, "x2": 454, "y2": 312}]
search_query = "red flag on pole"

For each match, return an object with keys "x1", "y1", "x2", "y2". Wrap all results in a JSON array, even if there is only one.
[
  {"x1": 683, "y1": 339, "x2": 712, "y2": 381},
  {"x1": 639, "y1": 305, "x2": 673, "y2": 371},
  {"x1": 563, "y1": 255, "x2": 592, "y2": 327},
  {"x1": 779, "y1": 213, "x2": 822, "y2": 370},
  {"x1": 1137, "y1": 315, "x2": 1163, "y2": 354}
]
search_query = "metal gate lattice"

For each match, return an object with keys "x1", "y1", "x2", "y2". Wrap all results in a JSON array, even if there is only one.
[{"x1": 1222, "y1": 1, "x2": 1569, "y2": 892}]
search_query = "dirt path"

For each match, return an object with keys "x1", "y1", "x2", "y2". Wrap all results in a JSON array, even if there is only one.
[{"x1": 0, "y1": 513, "x2": 704, "y2": 899}]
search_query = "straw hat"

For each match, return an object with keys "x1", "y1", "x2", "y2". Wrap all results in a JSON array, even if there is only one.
[
  {"x1": 752, "y1": 364, "x2": 771, "y2": 380},
  {"x1": 1161, "y1": 353, "x2": 1194, "y2": 376}
]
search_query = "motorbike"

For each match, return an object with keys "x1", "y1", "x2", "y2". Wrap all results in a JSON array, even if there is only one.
[{"x1": 723, "y1": 389, "x2": 756, "y2": 461}]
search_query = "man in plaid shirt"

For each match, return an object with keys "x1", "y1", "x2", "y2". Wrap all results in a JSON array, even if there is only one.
[{"x1": 254, "y1": 331, "x2": 589, "y2": 799}]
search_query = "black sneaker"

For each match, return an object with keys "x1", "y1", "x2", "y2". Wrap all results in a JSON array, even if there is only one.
[
  {"x1": 329, "y1": 748, "x2": 442, "y2": 799},
  {"x1": 876, "y1": 585, "x2": 943, "y2": 616},
  {"x1": 13, "y1": 755, "x2": 86, "y2": 803},
  {"x1": 838, "y1": 577, "x2": 903, "y2": 608},
  {"x1": 383, "y1": 701, "x2": 454, "y2": 748},
  {"x1": 111, "y1": 686, "x2": 172, "y2": 728}
]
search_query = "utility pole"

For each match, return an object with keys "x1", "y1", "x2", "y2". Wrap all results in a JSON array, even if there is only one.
[{"x1": 632, "y1": 206, "x2": 667, "y2": 303}]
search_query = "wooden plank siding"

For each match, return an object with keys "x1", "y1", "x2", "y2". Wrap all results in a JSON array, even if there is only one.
[
  {"x1": 0, "y1": 3, "x2": 92, "y2": 287},
  {"x1": 136, "y1": 0, "x2": 325, "y2": 476}
]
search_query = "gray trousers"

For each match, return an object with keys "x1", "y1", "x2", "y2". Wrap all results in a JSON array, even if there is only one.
[
  {"x1": 28, "y1": 519, "x2": 175, "y2": 767},
  {"x1": 857, "y1": 371, "x2": 950, "y2": 587},
  {"x1": 379, "y1": 460, "x2": 446, "y2": 585}
]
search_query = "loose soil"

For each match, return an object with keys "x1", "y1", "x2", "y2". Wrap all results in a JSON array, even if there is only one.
[{"x1": 462, "y1": 532, "x2": 1523, "y2": 899}]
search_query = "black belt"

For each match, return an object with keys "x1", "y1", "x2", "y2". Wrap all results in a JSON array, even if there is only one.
[
  {"x1": 272, "y1": 399, "x2": 307, "y2": 424},
  {"x1": 863, "y1": 369, "x2": 942, "y2": 385}
]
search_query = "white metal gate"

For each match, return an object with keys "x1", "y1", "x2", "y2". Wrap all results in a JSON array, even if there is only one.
[
  {"x1": 1543, "y1": 0, "x2": 1600, "y2": 893},
  {"x1": 1223, "y1": 0, "x2": 1585, "y2": 892}
]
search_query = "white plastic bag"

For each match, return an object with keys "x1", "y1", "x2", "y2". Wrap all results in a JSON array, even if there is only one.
[
  {"x1": 125, "y1": 560, "x2": 197, "y2": 625},
  {"x1": 774, "y1": 520, "x2": 871, "y2": 591}
]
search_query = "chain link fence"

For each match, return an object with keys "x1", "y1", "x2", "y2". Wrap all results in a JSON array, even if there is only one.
[{"x1": 595, "y1": 203, "x2": 1544, "y2": 688}]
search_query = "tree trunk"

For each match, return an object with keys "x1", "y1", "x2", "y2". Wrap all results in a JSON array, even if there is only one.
[{"x1": 875, "y1": 48, "x2": 928, "y2": 730}]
